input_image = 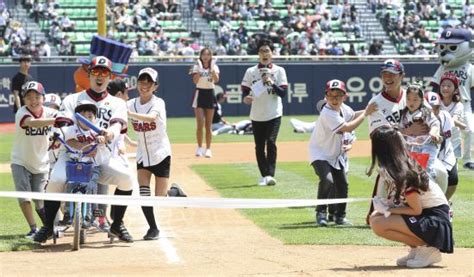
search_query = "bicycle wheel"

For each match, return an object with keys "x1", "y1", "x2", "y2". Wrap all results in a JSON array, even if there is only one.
[{"x1": 72, "y1": 202, "x2": 82, "y2": 251}]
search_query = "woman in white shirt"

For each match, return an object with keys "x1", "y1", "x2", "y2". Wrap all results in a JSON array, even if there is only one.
[{"x1": 190, "y1": 47, "x2": 220, "y2": 158}]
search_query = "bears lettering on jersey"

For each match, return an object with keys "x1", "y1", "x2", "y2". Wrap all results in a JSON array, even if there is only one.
[
  {"x1": 25, "y1": 126, "x2": 51, "y2": 136},
  {"x1": 132, "y1": 121, "x2": 157, "y2": 132},
  {"x1": 385, "y1": 110, "x2": 402, "y2": 124}
]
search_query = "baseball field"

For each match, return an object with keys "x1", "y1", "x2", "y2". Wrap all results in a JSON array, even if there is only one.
[{"x1": 0, "y1": 116, "x2": 473, "y2": 276}]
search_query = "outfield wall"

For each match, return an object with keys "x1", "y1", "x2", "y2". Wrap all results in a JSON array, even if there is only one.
[{"x1": 0, "y1": 61, "x2": 456, "y2": 123}]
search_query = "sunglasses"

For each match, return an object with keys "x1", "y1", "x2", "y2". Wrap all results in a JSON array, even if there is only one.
[{"x1": 90, "y1": 68, "x2": 111, "y2": 77}]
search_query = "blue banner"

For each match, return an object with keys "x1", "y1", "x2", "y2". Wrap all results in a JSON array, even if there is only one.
[{"x1": 0, "y1": 61, "x2": 457, "y2": 123}]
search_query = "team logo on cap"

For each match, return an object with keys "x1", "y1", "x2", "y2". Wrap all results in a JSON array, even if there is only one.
[
  {"x1": 23, "y1": 81, "x2": 45, "y2": 96},
  {"x1": 89, "y1": 56, "x2": 113, "y2": 71},
  {"x1": 325, "y1": 79, "x2": 347, "y2": 94}
]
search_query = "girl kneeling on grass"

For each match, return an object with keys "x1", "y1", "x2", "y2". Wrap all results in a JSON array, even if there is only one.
[{"x1": 368, "y1": 126, "x2": 453, "y2": 268}]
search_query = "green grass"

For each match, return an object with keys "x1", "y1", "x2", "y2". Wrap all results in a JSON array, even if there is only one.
[
  {"x1": 0, "y1": 173, "x2": 40, "y2": 251},
  {"x1": 191, "y1": 158, "x2": 474, "y2": 247}
]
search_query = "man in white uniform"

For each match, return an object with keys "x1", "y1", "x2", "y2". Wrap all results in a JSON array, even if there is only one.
[{"x1": 34, "y1": 56, "x2": 134, "y2": 243}]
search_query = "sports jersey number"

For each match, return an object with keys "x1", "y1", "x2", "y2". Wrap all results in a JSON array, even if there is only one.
[{"x1": 99, "y1": 121, "x2": 109, "y2": 129}]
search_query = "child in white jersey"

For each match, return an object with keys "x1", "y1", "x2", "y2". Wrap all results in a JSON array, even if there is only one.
[
  {"x1": 11, "y1": 81, "x2": 57, "y2": 238},
  {"x1": 368, "y1": 126, "x2": 452, "y2": 268},
  {"x1": 308, "y1": 79, "x2": 376, "y2": 226},
  {"x1": 438, "y1": 72, "x2": 467, "y2": 160},
  {"x1": 127, "y1": 67, "x2": 171, "y2": 240},
  {"x1": 63, "y1": 100, "x2": 110, "y2": 225},
  {"x1": 399, "y1": 83, "x2": 442, "y2": 179}
]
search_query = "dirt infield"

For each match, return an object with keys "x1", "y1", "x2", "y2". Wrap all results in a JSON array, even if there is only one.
[{"x1": 1, "y1": 141, "x2": 473, "y2": 276}]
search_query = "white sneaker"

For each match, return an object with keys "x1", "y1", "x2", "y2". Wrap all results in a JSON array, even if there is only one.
[
  {"x1": 265, "y1": 176, "x2": 276, "y2": 186},
  {"x1": 406, "y1": 246, "x2": 442, "y2": 268},
  {"x1": 204, "y1": 149, "x2": 212, "y2": 158},
  {"x1": 195, "y1": 147, "x2": 204, "y2": 157},
  {"x1": 212, "y1": 130, "x2": 219, "y2": 136},
  {"x1": 396, "y1": 247, "x2": 418, "y2": 266},
  {"x1": 258, "y1": 177, "x2": 267, "y2": 186}
]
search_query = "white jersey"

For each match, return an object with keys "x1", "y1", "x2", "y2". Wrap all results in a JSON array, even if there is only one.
[
  {"x1": 191, "y1": 62, "x2": 220, "y2": 89},
  {"x1": 432, "y1": 63, "x2": 474, "y2": 102},
  {"x1": 11, "y1": 106, "x2": 57, "y2": 174},
  {"x1": 440, "y1": 101, "x2": 464, "y2": 154},
  {"x1": 437, "y1": 110, "x2": 456, "y2": 170},
  {"x1": 368, "y1": 89, "x2": 406, "y2": 134},
  {"x1": 58, "y1": 90, "x2": 128, "y2": 136},
  {"x1": 399, "y1": 108, "x2": 440, "y2": 145},
  {"x1": 128, "y1": 95, "x2": 171, "y2": 166},
  {"x1": 111, "y1": 133, "x2": 125, "y2": 158},
  {"x1": 308, "y1": 103, "x2": 355, "y2": 170},
  {"x1": 63, "y1": 125, "x2": 111, "y2": 166},
  {"x1": 241, "y1": 63, "x2": 288, "y2": 121}
]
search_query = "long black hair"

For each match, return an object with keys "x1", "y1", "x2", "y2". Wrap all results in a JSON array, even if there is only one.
[{"x1": 367, "y1": 126, "x2": 429, "y2": 199}]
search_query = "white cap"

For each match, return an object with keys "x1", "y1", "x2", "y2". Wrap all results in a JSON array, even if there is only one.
[
  {"x1": 138, "y1": 67, "x2": 159, "y2": 83},
  {"x1": 44, "y1": 93, "x2": 61, "y2": 109}
]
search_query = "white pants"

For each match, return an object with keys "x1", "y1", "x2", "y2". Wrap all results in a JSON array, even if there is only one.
[
  {"x1": 47, "y1": 153, "x2": 134, "y2": 193},
  {"x1": 462, "y1": 101, "x2": 473, "y2": 163}
]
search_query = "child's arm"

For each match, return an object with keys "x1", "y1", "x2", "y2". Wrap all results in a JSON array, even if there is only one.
[
  {"x1": 387, "y1": 190, "x2": 423, "y2": 216},
  {"x1": 124, "y1": 134, "x2": 137, "y2": 147},
  {"x1": 428, "y1": 115, "x2": 442, "y2": 143},
  {"x1": 22, "y1": 117, "x2": 56, "y2": 128},
  {"x1": 127, "y1": 110, "x2": 158, "y2": 123},
  {"x1": 338, "y1": 102, "x2": 378, "y2": 133},
  {"x1": 453, "y1": 118, "x2": 467, "y2": 130}
]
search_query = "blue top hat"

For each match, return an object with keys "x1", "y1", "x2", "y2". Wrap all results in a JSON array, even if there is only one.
[{"x1": 78, "y1": 35, "x2": 133, "y2": 75}]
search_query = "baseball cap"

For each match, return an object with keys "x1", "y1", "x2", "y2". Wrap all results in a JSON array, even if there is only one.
[
  {"x1": 107, "y1": 79, "x2": 128, "y2": 96},
  {"x1": 425, "y1": 91, "x2": 440, "y2": 106},
  {"x1": 44, "y1": 93, "x2": 62, "y2": 108},
  {"x1": 435, "y1": 28, "x2": 472, "y2": 44},
  {"x1": 380, "y1": 59, "x2": 405, "y2": 74},
  {"x1": 88, "y1": 56, "x2": 113, "y2": 72},
  {"x1": 325, "y1": 79, "x2": 347, "y2": 94},
  {"x1": 74, "y1": 100, "x2": 98, "y2": 116},
  {"x1": 440, "y1": 72, "x2": 459, "y2": 89},
  {"x1": 22, "y1": 81, "x2": 45, "y2": 97},
  {"x1": 138, "y1": 67, "x2": 159, "y2": 83}
]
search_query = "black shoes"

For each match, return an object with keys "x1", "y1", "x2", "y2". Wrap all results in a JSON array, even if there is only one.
[
  {"x1": 109, "y1": 224, "x2": 134, "y2": 243},
  {"x1": 316, "y1": 212, "x2": 328, "y2": 226},
  {"x1": 33, "y1": 227, "x2": 53, "y2": 243},
  {"x1": 143, "y1": 228, "x2": 160, "y2": 240}
]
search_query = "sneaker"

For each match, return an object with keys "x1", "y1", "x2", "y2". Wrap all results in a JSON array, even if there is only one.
[
  {"x1": 335, "y1": 217, "x2": 352, "y2": 226},
  {"x1": 316, "y1": 212, "x2": 328, "y2": 226},
  {"x1": 212, "y1": 130, "x2": 219, "y2": 136},
  {"x1": 109, "y1": 224, "x2": 134, "y2": 243},
  {"x1": 396, "y1": 247, "x2": 418, "y2": 266},
  {"x1": 33, "y1": 227, "x2": 53, "y2": 243},
  {"x1": 204, "y1": 149, "x2": 212, "y2": 158},
  {"x1": 265, "y1": 176, "x2": 276, "y2": 186},
  {"x1": 25, "y1": 228, "x2": 38, "y2": 239},
  {"x1": 258, "y1": 177, "x2": 267, "y2": 186},
  {"x1": 406, "y1": 246, "x2": 442, "y2": 268},
  {"x1": 195, "y1": 147, "x2": 204, "y2": 157},
  {"x1": 167, "y1": 183, "x2": 187, "y2": 197},
  {"x1": 143, "y1": 228, "x2": 160, "y2": 240},
  {"x1": 327, "y1": 213, "x2": 335, "y2": 223},
  {"x1": 463, "y1": 162, "x2": 474, "y2": 170},
  {"x1": 97, "y1": 216, "x2": 110, "y2": 232},
  {"x1": 59, "y1": 212, "x2": 72, "y2": 226}
]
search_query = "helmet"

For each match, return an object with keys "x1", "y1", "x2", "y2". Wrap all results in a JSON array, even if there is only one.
[{"x1": 44, "y1": 93, "x2": 62, "y2": 109}]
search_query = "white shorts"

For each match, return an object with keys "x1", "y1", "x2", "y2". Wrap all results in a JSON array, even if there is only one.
[{"x1": 46, "y1": 152, "x2": 134, "y2": 193}]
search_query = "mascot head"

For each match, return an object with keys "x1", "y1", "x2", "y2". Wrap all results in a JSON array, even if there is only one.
[{"x1": 435, "y1": 28, "x2": 473, "y2": 68}]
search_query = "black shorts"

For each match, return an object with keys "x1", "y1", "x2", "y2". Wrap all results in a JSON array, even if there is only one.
[
  {"x1": 192, "y1": 88, "x2": 216, "y2": 109},
  {"x1": 402, "y1": 204, "x2": 453, "y2": 253},
  {"x1": 447, "y1": 163, "x2": 458, "y2": 187},
  {"x1": 137, "y1": 156, "x2": 171, "y2": 178}
]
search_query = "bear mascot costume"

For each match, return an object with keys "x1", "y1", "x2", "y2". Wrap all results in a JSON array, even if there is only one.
[{"x1": 431, "y1": 28, "x2": 474, "y2": 170}]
